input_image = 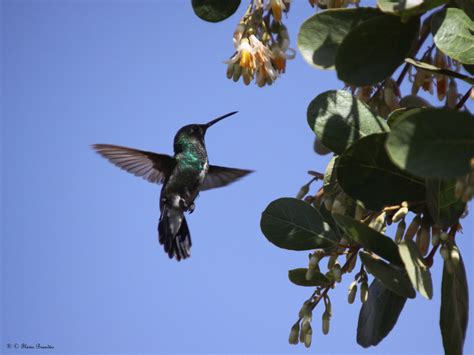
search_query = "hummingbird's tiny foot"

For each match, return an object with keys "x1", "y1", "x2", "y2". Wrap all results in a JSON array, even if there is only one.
[{"x1": 188, "y1": 203, "x2": 195, "y2": 214}]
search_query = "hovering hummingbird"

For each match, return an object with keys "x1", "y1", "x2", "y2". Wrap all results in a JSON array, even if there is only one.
[{"x1": 92, "y1": 111, "x2": 252, "y2": 261}]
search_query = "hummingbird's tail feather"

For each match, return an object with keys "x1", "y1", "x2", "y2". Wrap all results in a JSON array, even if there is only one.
[{"x1": 158, "y1": 206, "x2": 192, "y2": 261}]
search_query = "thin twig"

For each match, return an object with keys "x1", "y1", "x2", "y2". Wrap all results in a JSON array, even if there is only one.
[{"x1": 455, "y1": 88, "x2": 472, "y2": 110}]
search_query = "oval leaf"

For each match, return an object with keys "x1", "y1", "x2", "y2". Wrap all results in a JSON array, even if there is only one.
[
  {"x1": 432, "y1": 8, "x2": 474, "y2": 65},
  {"x1": 336, "y1": 133, "x2": 425, "y2": 211},
  {"x1": 440, "y1": 250, "x2": 469, "y2": 355},
  {"x1": 359, "y1": 251, "x2": 416, "y2": 298},
  {"x1": 333, "y1": 213, "x2": 403, "y2": 266},
  {"x1": 260, "y1": 198, "x2": 337, "y2": 250},
  {"x1": 377, "y1": 0, "x2": 447, "y2": 17},
  {"x1": 426, "y1": 178, "x2": 466, "y2": 229},
  {"x1": 288, "y1": 268, "x2": 331, "y2": 287},
  {"x1": 307, "y1": 90, "x2": 389, "y2": 155},
  {"x1": 398, "y1": 240, "x2": 433, "y2": 299},
  {"x1": 386, "y1": 108, "x2": 474, "y2": 178},
  {"x1": 335, "y1": 14, "x2": 420, "y2": 86},
  {"x1": 191, "y1": 0, "x2": 240, "y2": 23},
  {"x1": 323, "y1": 156, "x2": 340, "y2": 196},
  {"x1": 297, "y1": 8, "x2": 382, "y2": 69},
  {"x1": 357, "y1": 279, "x2": 407, "y2": 348}
]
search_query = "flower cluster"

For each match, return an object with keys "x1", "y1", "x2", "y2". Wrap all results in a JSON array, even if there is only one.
[
  {"x1": 410, "y1": 48, "x2": 462, "y2": 108},
  {"x1": 226, "y1": 0, "x2": 295, "y2": 87}
]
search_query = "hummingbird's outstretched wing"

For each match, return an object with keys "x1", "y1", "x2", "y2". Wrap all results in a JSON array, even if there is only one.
[
  {"x1": 92, "y1": 144, "x2": 175, "y2": 184},
  {"x1": 200, "y1": 165, "x2": 253, "y2": 191}
]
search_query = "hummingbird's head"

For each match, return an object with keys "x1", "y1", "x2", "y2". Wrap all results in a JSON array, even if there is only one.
[{"x1": 173, "y1": 111, "x2": 238, "y2": 152}]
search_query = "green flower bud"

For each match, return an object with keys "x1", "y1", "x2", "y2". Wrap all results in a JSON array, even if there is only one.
[
  {"x1": 296, "y1": 183, "x2": 310, "y2": 200},
  {"x1": 445, "y1": 258, "x2": 455, "y2": 274},
  {"x1": 305, "y1": 267, "x2": 315, "y2": 281},
  {"x1": 298, "y1": 301, "x2": 312, "y2": 319},
  {"x1": 395, "y1": 220, "x2": 406, "y2": 244},
  {"x1": 450, "y1": 246, "x2": 460, "y2": 266},
  {"x1": 332, "y1": 263, "x2": 342, "y2": 283},
  {"x1": 360, "y1": 281, "x2": 369, "y2": 303},
  {"x1": 327, "y1": 255, "x2": 337, "y2": 269},
  {"x1": 440, "y1": 231, "x2": 449, "y2": 242},
  {"x1": 348, "y1": 281, "x2": 357, "y2": 304},
  {"x1": 440, "y1": 244, "x2": 451, "y2": 261},
  {"x1": 346, "y1": 252, "x2": 357, "y2": 273},
  {"x1": 322, "y1": 311, "x2": 330, "y2": 335},
  {"x1": 288, "y1": 322, "x2": 300, "y2": 345},
  {"x1": 304, "y1": 328, "x2": 312, "y2": 348}
]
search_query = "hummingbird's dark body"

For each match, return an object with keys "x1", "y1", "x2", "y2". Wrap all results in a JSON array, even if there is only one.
[{"x1": 92, "y1": 112, "x2": 252, "y2": 261}]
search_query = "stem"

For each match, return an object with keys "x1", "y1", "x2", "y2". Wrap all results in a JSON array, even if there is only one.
[
  {"x1": 455, "y1": 88, "x2": 472, "y2": 110},
  {"x1": 396, "y1": 15, "x2": 432, "y2": 87}
]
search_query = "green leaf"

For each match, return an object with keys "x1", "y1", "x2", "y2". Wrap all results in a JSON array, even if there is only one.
[
  {"x1": 399, "y1": 95, "x2": 431, "y2": 108},
  {"x1": 359, "y1": 251, "x2": 416, "y2": 298},
  {"x1": 336, "y1": 133, "x2": 425, "y2": 211},
  {"x1": 323, "y1": 156, "x2": 339, "y2": 196},
  {"x1": 386, "y1": 108, "x2": 474, "y2": 178},
  {"x1": 288, "y1": 268, "x2": 331, "y2": 287},
  {"x1": 191, "y1": 0, "x2": 240, "y2": 22},
  {"x1": 398, "y1": 240, "x2": 433, "y2": 299},
  {"x1": 455, "y1": 0, "x2": 474, "y2": 20},
  {"x1": 335, "y1": 15, "x2": 420, "y2": 86},
  {"x1": 260, "y1": 198, "x2": 337, "y2": 250},
  {"x1": 297, "y1": 8, "x2": 382, "y2": 70},
  {"x1": 426, "y1": 178, "x2": 466, "y2": 228},
  {"x1": 405, "y1": 58, "x2": 474, "y2": 85},
  {"x1": 333, "y1": 213, "x2": 403, "y2": 266},
  {"x1": 357, "y1": 279, "x2": 407, "y2": 348},
  {"x1": 307, "y1": 90, "x2": 389, "y2": 155},
  {"x1": 432, "y1": 8, "x2": 474, "y2": 65},
  {"x1": 377, "y1": 0, "x2": 447, "y2": 17},
  {"x1": 440, "y1": 250, "x2": 469, "y2": 355}
]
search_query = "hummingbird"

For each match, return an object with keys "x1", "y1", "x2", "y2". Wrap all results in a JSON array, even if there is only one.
[{"x1": 92, "y1": 111, "x2": 252, "y2": 261}]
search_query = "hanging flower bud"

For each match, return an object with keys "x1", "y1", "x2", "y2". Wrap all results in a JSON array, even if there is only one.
[
  {"x1": 298, "y1": 301, "x2": 312, "y2": 319},
  {"x1": 431, "y1": 226, "x2": 441, "y2": 247},
  {"x1": 419, "y1": 220, "x2": 431, "y2": 256},
  {"x1": 360, "y1": 281, "x2": 369, "y2": 303},
  {"x1": 296, "y1": 183, "x2": 310, "y2": 200},
  {"x1": 323, "y1": 196, "x2": 334, "y2": 212},
  {"x1": 395, "y1": 220, "x2": 406, "y2": 244},
  {"x1": 434, "y1": 49, "x2": 448, "y2": 101},
  {"x1": 355, "y1": 204, "x2": 365, "y2": 221},
  {"x1": 450, "y1": 245, "x2": 460, "y2": 266},
  {"x1": 346, "y1": 252, "x2": 357, "y2": 273},
  {"x1": 327, "y1": 254, "x2": 337, "y2": 269},
  {"x1": 288, "y1": 322, "x2": 300, "y2": 345},
  {"x1": 332, "y1": 263, "x2": 342, "y2": 283},
  {"x1": 322, "y1": 310, "x2": 331, "y2": 335},
  {"x1": 304, "y1": 327, "x2": 312, "y2": 348},
  {"x1": 348, "y1": 281, "x2": 357, "y2": 304},
  {"x1": 384, "y1": 78, "x2": 401, "y2": 111},
  {"x1": 392, "y1": 203, "x2": 409, "y2": 223},
  {"x1": 331, "y1": 193, "x2": 346, "y2": 215},
  {"x1": 446, "y1": 78, "x2": 458, "y2": 108},
  {"x1": 461, "y1": 186, "x2": 474, "y2": 202},
  {"x1": 404, "y1": 215, "x2": 421, "y2": 241},
  {"x1": 305, "y1": 267, "x2": 315, "y2": 281},
  {"x1": 440, "y1": 244, "x2": 451, "y2": 261},
  {"x1": 440, "y1": 231, "x2": 449, "y2": 242}
]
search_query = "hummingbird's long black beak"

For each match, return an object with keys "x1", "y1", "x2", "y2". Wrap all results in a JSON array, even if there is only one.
[{"x1": 205, "y1": 111, "x2": 238, "y2": 129}]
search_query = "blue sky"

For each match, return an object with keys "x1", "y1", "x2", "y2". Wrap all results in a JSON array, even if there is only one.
[{"x1": 2, "y1": 1, "x2": 473, "y2": 354}]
